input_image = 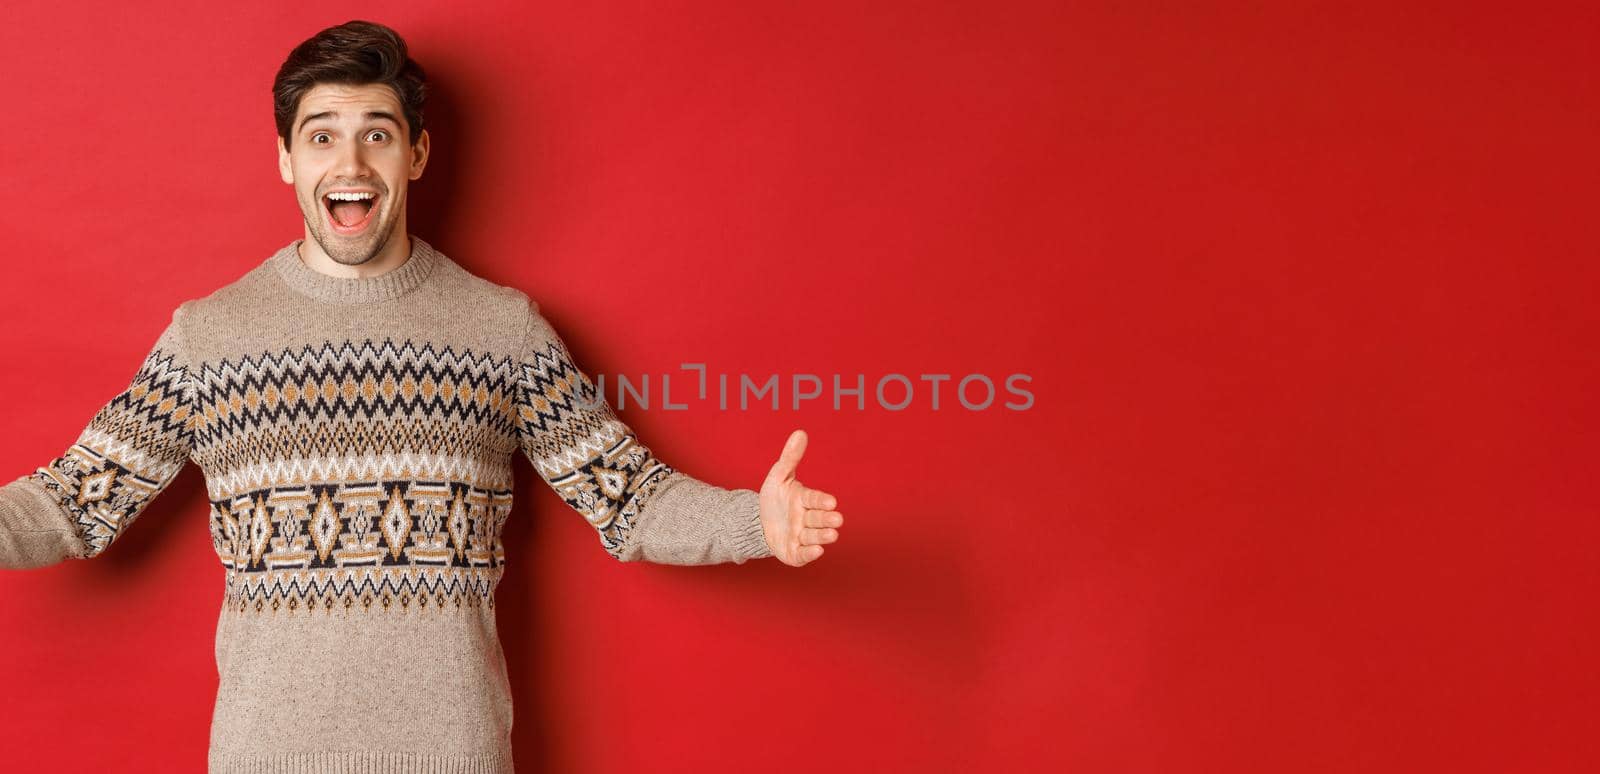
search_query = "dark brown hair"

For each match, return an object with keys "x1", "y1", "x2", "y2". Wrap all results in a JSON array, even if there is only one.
[{"x1": 273, "y1": 20, "x2": 428, "y2": 151}]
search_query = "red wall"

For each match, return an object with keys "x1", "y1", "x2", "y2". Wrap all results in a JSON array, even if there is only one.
[{"x1": 1, "y1": 2, "x2": 1595, "y2": 771}]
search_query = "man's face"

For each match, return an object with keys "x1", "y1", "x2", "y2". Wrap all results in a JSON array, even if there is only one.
[{"x1": 277, "y1": 82, "x2": 429, "y2": 266}]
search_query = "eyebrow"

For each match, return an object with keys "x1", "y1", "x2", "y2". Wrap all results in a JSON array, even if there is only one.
[{"x1": 297, "y1": 110, "x2": 402, "y2": 133}]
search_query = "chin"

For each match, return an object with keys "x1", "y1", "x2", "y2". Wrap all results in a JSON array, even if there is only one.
[{"x1": 312, "y1": 227, "x2": 387, "y2": 265}]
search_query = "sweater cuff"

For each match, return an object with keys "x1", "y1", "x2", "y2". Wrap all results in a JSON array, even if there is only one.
[
  {"x1": 728, "y1": 490, "x2": 773, "y2": 562},
  {"x1": 0, "y1": 475, "x2": 91, "y2": 569}
]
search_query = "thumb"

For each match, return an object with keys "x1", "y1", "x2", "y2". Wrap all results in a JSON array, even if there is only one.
[{"x1": 768, "y1": 429, "x2": 807, "y2": 481}]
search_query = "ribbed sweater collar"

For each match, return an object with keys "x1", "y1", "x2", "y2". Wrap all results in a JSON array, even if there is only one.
[{"x1": 269, "y1": 235, "x2": 441, "y2": 304}]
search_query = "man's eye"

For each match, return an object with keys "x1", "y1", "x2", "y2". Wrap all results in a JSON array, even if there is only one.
[
  {"x1": 368, "y1": 130, "x2": 389, "y2": 142},
  {"x1": 311, "y1": 132, "x2": 331, "y2": 144}
]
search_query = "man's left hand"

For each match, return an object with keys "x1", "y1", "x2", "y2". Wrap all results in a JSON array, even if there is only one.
[{"x1": 758, "y1": 429, "x2": 843, "y2": 567}]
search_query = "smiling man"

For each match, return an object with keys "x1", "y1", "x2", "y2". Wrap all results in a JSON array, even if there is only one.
[
  {"x1": 280, "y1": 79, "x2": 424, "y2": 274},
  {"x1": 0, "y1": 19, "x2": 842, "y2": 774}
]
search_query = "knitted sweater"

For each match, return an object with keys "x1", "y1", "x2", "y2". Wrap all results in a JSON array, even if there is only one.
[{"x1": 0, "y1": 236, "x2": 773, "y2": 773}]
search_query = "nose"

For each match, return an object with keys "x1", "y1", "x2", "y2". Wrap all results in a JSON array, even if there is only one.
[{"x1": 330, "y1": 138, "x2": 373, "y2": 180}]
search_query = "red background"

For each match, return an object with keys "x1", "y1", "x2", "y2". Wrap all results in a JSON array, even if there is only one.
[{"x1": 1, "y1": 2, "x2": 1595, "y2": 771}]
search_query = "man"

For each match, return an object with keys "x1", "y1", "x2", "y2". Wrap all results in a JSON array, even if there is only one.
[{"x1": 0, "y1": 19, "x2": 843, "y2": 773}]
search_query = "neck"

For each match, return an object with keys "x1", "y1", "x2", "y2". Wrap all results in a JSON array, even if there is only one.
[
  {"x1": 272, "y1": 233, "x2": 441, "y2": 305},
  {"x1": 296, "y1": 225, "x2": 414, "y2": 279}
]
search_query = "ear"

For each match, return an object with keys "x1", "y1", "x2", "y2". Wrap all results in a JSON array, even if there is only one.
[
  {"x1": 408, "y1": 128, "x2": 430, "y2": 181},
  {"x1": 277, "y1": 136, "x2": 293, "y2": 185}
]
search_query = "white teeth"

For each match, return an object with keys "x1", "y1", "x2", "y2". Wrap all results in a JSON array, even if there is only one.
[{"x1": 325, "y1": 191, "x2": 377, "y2": 201}]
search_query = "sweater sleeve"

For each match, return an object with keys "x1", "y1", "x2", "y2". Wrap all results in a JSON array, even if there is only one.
[
  {"x1": 0, "y1": 305, "x2": 197, "y2": 569},
  {"x1": 510, "y1": 301, "x2": 773, "y2": 565}
]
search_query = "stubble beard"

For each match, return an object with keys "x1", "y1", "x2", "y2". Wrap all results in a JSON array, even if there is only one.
[{"x1": 304, "y1": 194, "x2": 394, "y2": 267}]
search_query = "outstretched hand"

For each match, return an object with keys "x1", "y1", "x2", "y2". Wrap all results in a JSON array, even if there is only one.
[{"x1": 759, "y1": 429, "x2": 843, "y2": 567}]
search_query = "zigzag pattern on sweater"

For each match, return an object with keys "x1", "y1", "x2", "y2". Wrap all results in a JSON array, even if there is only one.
[
  {"x1": 179, "y1": 334, "x2": 669, "y2": 608},
  {"x1": 222, "y1": 562, "x2": 504, "y2": 615},
  {"x1": 513, "y1": 337, "x2": 678, "y2": 556},
  {"x1": 190, "y1": 337, "x2": 522, "y2": 486},
  {"x1": 29, "y1": 331, "x2": 679, "y2": 603},
  {"x1": 30, "y1": 345, "x2": 194, "y2": 558}
]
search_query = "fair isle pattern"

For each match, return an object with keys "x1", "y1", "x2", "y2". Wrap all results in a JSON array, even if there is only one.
[
  {"x1": 189, "y1": 336, "x2": 523, "y2": 492},
  {"x1": 513, "y1": 334, "x2": 677, "y2": 557},
  {"x1": 30, "y1": 342, "x2": 195, "y2": 559},
  {"x1": 187, "y1": 337, "x2": 526, "y2": 614},
  {"x1": 30, "y1": 333, "x2": 675, "y2": 614},
  {"x1": 207, "y1": 481, "x2": 513, "y2": 614}
]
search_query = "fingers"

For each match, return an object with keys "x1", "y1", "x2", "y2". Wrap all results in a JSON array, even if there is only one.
[
  {"x1": 803, "y1": 509, "x2": 844, "y2": 529},
  {"x1": 767, "y1": 429, "x2": 808, "y2": 481},
  {"x1": 800, "y1": 487, "x2": 837, "y2": 511},
  {"x1": 784, "y1": 542, "x2": 826, "y2": 567},
  {"x1": 798, "y1": 527, "x2": 839, "y2": 546}
]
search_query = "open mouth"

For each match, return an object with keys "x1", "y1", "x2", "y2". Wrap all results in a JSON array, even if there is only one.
[{"x1": 323, "y1": 190, "x2": 379, "y2": 234}]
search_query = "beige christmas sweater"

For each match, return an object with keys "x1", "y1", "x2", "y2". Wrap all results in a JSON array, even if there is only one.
[{"x1": 0, "y1": 236, "x2": 773, "y2": 773}]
